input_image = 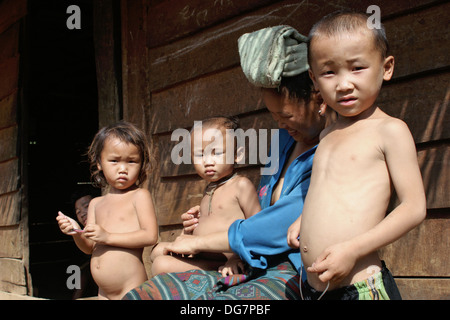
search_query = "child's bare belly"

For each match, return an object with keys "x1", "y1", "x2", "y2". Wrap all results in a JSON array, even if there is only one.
[
  {"x1": 91, "y1": 244, "x2": 147, "y2": 299},
  {"x1": 300, "y1": 179, "x2": 388, "y2": 291},
  {"x1": 193, "y1": 213, "x2": 240, "y2": 260}
]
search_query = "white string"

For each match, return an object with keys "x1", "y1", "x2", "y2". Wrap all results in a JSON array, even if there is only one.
[{"x1": 299, "y1": 266, "x2": 330, "y2": 300}]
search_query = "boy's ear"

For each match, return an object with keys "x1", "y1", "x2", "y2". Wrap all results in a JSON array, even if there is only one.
[
  {"x1": 97, "y1": 162, "x2": 102, "y2": 171},
  {"x1": 308, "y1": 68, "x2": 319, "y2": 90},
  {"x1": 235, "y1": 146, "x2": 245, "y2": 164},
  {"x1": 383, "y1": 56, "x2": 395, "y2": 81}
]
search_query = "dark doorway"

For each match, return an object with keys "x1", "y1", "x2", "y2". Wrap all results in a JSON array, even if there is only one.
[{"x1": 27, "y1": 0, "x2": 99, "y2": 299}]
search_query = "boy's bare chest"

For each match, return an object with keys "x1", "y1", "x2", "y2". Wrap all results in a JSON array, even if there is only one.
[{"x1": 315, "y1": 126, "x2": 385, "y2": 173}]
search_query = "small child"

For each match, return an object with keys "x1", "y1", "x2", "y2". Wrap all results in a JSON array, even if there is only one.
[
  {"x1": 295, "y1": 10, "x2": 426, "y2": 299},
  {"x1": 71, "y1": 184, "x2": 101, "y2": 227},
  {"x1": 151, "y1": 116, "x2": 261, "y2": 276},
  {"x1": 57, "y1": 121, "x2": 158, "y2": 299}
]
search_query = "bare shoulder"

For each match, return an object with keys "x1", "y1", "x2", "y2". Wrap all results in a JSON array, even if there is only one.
[
  {"x1": 319, "y1": 123, "x2": 334, "y2": 140},
  {"x1": 131, "y1": 187, "x2": 152, "y2": 201},
  {"x1": 233, "y1": 175, "x2": 256, "y2": 189},
  {"x1": 89, "y1": 195, "x2": 104, "y2": 207},
  {"x1": 377, "y1": 116, "x2": 412, "y2": 139}
]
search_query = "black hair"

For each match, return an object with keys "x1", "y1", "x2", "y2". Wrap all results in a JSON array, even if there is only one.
[
  {"x1": 278, "y1": 70, "x2": 314, "y2": 104},
  {"x1": 308, "y1": 9, "x2": 389, "y2": 63}
]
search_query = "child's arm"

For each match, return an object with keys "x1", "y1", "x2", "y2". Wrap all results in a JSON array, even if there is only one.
[
  {"x1": 56, "y1": 204, "x2": 96, "y2": 255},
  {"x1": 308, "y1": 119, "x2": 426, "y2": 284},
  {"x1": 72, "y1": 198, "x2": 98, "y2": 254},
  {"x1": 56, "y1": 211, "x2": 81, "y2": 235},
  {"x1": 236, "y1": 177, "x2": 261, "y2": 219},
  {"x1": 84, "y1": 188, "x2": 158, "y2": 248}
]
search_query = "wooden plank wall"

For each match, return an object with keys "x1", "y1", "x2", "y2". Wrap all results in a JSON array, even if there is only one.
[
  {"x1": 120, "y1": 0, "x2": 449, "y2": 299},
  {"x1": 0, "y1": 0, "x2": 30, "y2": 295}
]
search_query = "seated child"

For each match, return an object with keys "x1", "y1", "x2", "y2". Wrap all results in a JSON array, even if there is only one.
[
  {"x1": 151, "y1": 116, "x2": 261, "y2": 276},
  {"x1": 57, "y1": 121, "x2": 158, "y2": 299},
  {"x1": 293, "y1": 10, "x2": 426, "y2": 300}
]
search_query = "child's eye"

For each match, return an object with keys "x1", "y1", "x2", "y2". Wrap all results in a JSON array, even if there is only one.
[
  {"x1": 353, "y1": 66, "x2": 366, "y2": 72},
  {"x1": 321, "y1": 70, "x2": 335, "y2": 77}
]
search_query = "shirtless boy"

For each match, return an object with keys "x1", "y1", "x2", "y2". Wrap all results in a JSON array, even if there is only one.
[
  {"x1": 57, "y1": 121, "x2": 158, "y2": 299},
  {"x1": 151, "y1": 117, "x2": 261, "y2": 276},
  {"x1": 292, "y1": 11, "x2": 426, "y2": 299}
]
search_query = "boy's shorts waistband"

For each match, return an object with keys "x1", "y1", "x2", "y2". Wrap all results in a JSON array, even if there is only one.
[{"x1": 301, "y1": 261, "x2": 402, "y2": 300}]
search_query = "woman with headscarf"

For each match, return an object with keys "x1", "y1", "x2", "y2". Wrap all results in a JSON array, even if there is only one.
[{"x1": 124, "y1": 25, "x2": 332, "y2": 300}]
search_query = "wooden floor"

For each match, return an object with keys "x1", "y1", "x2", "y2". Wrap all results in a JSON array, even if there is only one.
[{"x1": 0, "y1": 291, "x2": 46, "y2": 300}]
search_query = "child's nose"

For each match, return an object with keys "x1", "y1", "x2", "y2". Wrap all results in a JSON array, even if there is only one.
[
  {"x1": 119, "y1": 163, "x2": 128, "y2": 173},
  {"x1": 203, "y1": 154, "x2": 215, "y2": 165},
  {"x1": 337, "y1": 74, "x2": 354, "y2": 91}
]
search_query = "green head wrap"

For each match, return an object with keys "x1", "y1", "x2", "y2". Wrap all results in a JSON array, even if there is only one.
[{"x1": 238, "y1": 25, "x2": 309, "y2": 88}]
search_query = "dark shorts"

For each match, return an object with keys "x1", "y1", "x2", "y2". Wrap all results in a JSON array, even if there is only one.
[{"x1": 301, "y1": 261, "x2": 402, "y2": 300}]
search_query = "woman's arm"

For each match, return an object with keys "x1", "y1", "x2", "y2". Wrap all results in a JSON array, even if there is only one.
[{"x1": 163, "y1": 231, "x2": 231, "y2": 256}]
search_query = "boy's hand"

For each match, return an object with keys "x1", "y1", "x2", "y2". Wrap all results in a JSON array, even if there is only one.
[
  {"x1": 218, "y1": 255, "x2": 245, "y2": 277},
  {"x1": 84, "y1": 224, "x2": 110, "y2": 244},
  {"x1": 181, "y1": 205, "x2": 200, "y2": 234},
  {"x1": 306, "y1": 241, "x2": 358, "y2": 284},
  {"x1": 56, "y1": 211, "x2": 82, "y2": 235}
]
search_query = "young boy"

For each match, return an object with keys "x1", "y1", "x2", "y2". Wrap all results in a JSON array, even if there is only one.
[
  {"x1": 151, "y1": 116, "x2": 261, "y2": 276},
  {"x1": 296, "y1": 11, "x2": 426, "y2": 299},
  {"x1": 57, "y1": 121, "x2": 159, "y2": 299}
]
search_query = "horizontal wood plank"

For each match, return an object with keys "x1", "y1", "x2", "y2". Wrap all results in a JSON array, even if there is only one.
[
  {"x1": 0, "y1": 258, "x2": 27, "y2": 295},
  {"x1": 384, "y1": 2, "x2": 450, "y2": 79},
  {"x1": 0, "y1": 93, "x2": 17, "y2": 129},
  {"x1": 0, "y1": 125, "x2": 18, "y2": 162},
  {"x1": 0, "y1": 160, "x2": 19, "y2": 195},
  {"x1": 378, "y1": 72, "x2": 450, "y2": 144},
  {"x1": 146, "y1": 0, "x2": 278, "y2": 48},
  {"x1": 379, "y1": 217, "x2": 449, "y2": 277},
  {"x1": 150, "y1": 67, "x2": 263, "y2": 134},
  {"x1": 418, "y1": 143, "x2": 450, "y2": 209},
  {"x1": 396, "y1": 278, "x2": 450, "y2": 300},
  {"x1": 0, "y1": 191, "x2": 21, "y2": 226},
  {"x1": 0, "y1": 225, "x2": 22, "y2": 259},
  {"x1": 147, "y1": 0, "x2": 446, "y2": 92}
]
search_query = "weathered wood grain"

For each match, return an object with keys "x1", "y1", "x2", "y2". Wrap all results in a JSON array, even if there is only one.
[{"x1": 0, "y1": 225, "x2": 22, "y2": 258}]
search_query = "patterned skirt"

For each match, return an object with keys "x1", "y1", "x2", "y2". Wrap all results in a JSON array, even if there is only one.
[{"x1": 123, "y1": 261, "x2": 300, "y2": 300}]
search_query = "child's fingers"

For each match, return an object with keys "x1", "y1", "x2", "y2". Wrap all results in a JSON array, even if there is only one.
[
  {"x1": 287, "y1": 233, "x2": 300, "y2": 248},
  {"x1": 306, "y1": 259, "x2": 328, "y2": 274},
  {"x1": 317, "y1": 270, "x2": 333, "y2": 283}
]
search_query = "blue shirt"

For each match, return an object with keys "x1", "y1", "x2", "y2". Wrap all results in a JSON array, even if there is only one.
[{"x1": 228, "y1": 129, "x2": 316, "y2": 273}]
